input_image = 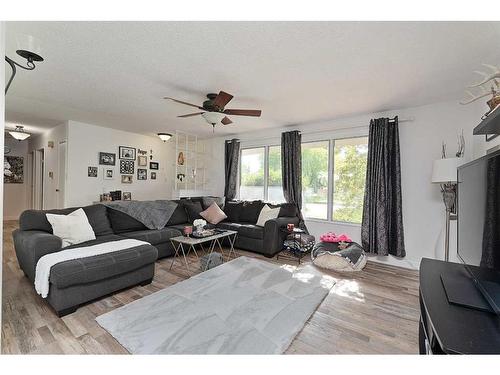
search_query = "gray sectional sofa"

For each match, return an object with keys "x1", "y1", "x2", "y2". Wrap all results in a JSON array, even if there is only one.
[{"x1": 12, "y1": 197, "x2": 299, "y2": 316}]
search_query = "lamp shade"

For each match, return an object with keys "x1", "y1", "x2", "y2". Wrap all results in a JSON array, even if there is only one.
[
  {"x1": 431, "y1": 157, "x2": 462, "y2": 184},
  {"x1": 157, "y1": 133, "x2": 172, "y2": 142},
  {"x1": 202, "y1": 112, "x2": 226, "y2": 125},
  {"x1": 8, "y1": 125, "x2": 31, "y2": 141}
]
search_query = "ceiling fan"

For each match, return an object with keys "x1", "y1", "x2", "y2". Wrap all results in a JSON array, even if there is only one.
[{"x1": 164, "y1": 91, "x2": 262, "y2": 129}]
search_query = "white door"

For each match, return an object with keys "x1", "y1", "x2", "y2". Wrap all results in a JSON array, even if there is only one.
[
  {"x1": 33, "y1": 149, "x2": 44, "y2": 210},
  {"x1": 27, "y1": 151, "x2": 34, "y2": 209},
  {"x1": 57, "y1": 141, "x2": 67, "y2": 208}
]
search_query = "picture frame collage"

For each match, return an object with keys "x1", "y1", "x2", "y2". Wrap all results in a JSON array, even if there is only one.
[{"x1": 89, "y1": 146, "x2": 161, "y2": 201}]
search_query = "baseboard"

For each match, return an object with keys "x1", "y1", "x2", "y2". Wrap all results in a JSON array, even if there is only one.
[{"x1": 4, "y1": 216, "x2": 20, "y2": 221}]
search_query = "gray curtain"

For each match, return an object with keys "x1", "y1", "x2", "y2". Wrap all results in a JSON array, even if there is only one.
[
  {"x1": 361, "y1": 117, "x2": 405, "y2": 257},
  {"x1": 481, "y1": 154, "x2": 500, "y2": 270},
  {"x1": 281, "y1": 130, "x2": 308, "y2": 232},
  {"x1": 224, "y1": 139, "x2": 240, "y2": 201}
]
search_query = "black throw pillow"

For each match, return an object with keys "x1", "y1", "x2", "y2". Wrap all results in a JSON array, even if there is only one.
[
  {"x1": 278, "y1": 203, "x2": 297, "y2": 217},
  {"x1": 201, "y1": 196, "x2": 225, "y2": 210},
  {"x1": 182, "y1": 200, "x2": 204, "y2": 223},
  {"x1": 239, "y1": 200, "x2": 264, "y2": 223},
  {"x1": 224, "y1": 201, "x2": 243, "y2": 222}
]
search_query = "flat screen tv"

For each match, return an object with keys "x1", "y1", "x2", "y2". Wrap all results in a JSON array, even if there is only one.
[{"x1": 457, "y1": 149, "x2": 500, "y2": 314}]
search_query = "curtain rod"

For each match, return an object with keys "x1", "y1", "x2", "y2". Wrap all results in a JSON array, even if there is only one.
[{"x1": 223, "y1": 117, "x2": 414, "y2": 142}]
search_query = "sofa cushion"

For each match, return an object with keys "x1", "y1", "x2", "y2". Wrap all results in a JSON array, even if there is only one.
[
  {"x1": 107, "y1": 208, "x2": 147, "y2": 234},
  {"x1": 238, "y1": 224, "x2": 264, "y2": 240},
  {"x1": 223, "y1": 201, "x2": 243, "y2": 222},
  {"x1": 50, "y1": 242, "x2": 158, "y2": 289},
  {"x1": 201, "y1": 196, "x2": 225, "y2": 210},
  {"x1": 166, "y1": 201, "x2": 189, "y2": 225},
  {"x1": 181, "y1": 200, "x2": 204, "y2": 222},
  {"x1": 167, "y1": 223, "x2": 192, "y2": 232},
  {"x1": 216, "y1": 222, "x2": 243, "y2": 232},
  {"x1": 278, "y1": 203, "x2": 297, "y2": 217},
  {"x1": 239, "y1": 200, "x2": 264, "y2": 223},
  {"x1": 19, "y1": 205, "x2": 113, "y2": 236},
  {"x1": 120, "y1": 227, "x2": 182, "y2": 245}
]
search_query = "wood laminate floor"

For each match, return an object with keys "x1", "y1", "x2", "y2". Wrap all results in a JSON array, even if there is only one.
[{"x1": 2, "y1": 220, "x2": 420, "y2": 354}]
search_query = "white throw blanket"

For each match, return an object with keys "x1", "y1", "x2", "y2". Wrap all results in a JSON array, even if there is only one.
[{"x1": 35, "y1": 239, "x2": 150, "y2": 298}]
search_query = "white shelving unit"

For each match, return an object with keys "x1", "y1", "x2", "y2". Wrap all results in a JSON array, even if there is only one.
[{"x1": 174, "y1": 130, "x2": 208, "y2": 195}]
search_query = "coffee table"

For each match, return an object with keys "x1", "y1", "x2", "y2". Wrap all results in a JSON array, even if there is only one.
[{"x1": 169, "y1": 230, "x2": 238, "y2": 274}]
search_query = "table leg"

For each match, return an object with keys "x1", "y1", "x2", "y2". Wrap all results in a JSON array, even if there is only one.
[
  {"x1": 226, "y1": 233, "x2": 237, "y2": 261},
  {"x1": 169, "y1": 240, "x2": 182, "y2": 270},
  {"x1": 181, "y1": 243, "x2": 190, "y2": 274}
]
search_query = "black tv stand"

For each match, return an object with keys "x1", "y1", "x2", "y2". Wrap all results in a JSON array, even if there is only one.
[
  {"x1": 419, "y1": 258, "x2": 500, "y2": 354},
  {"x1": 440, "y1": 271, "x2": 497, "y2": 313}
]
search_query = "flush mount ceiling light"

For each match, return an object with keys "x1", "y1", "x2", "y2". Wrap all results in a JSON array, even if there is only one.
[
  {"x1": 9, "y1": 125, "x2": 31, "y2": 141},
  {"x1": 157, "y1": 133, "x2": 173, "y2": 142},
  {"x1": 5, "y1": 35, "x2": 44, "y2": 94}
]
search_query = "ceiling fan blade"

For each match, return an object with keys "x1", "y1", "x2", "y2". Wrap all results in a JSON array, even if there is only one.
[
  {"x1": 223, "y1": 109, "x2": 262, "y2": 117},
  {"x1": 177, "y1": 112, "x2": 205, "y2": 118},
  {"x1": 213, "y1": 91, "x2": 234, "y2": 109},
  {"x1": 221, "y1": 116, "x2": 233, "y2": 125},
  {"x1": 164, "y1": 97, "x2": 204, "y2": 110}
]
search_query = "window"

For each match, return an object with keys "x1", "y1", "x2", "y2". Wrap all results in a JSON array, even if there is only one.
[
  {"x1": 332, "y1": 137, "x2": 368, "y2": 224},
  {"x1": 239, "y1": 146, "x2": 285, "y2": 203},
  {"x1": 240, "y1": 147, "x2": 265, "y2": 200},
  {"x1": 239, "y1": 136, "x2": 368, "y2": 224},
  {"x1": 302, "y1": 141, "x2": 329, "y2": 220}
]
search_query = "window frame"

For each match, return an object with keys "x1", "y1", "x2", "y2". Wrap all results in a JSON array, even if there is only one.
[
  {"x1": 237, "y1": 134, "x2": 368, "y2": 226},
  {"x1": 238, "y1": 144, "x2": 282, "y2": 202}
]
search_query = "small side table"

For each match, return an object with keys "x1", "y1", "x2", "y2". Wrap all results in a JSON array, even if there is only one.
[{"x1": 276, "y1": 228, "x2": 312, "y2": 264}]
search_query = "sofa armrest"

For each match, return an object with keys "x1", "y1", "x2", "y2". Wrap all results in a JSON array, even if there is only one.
[
  {"x1": 13, "y1": 229, "x2": 63, "y2": 282},
  {"x1": 263, "y1": 216, "x2": 300, "y2": 256}
]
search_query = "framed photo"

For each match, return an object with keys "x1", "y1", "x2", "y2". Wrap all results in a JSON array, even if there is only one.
[
  {"x1": 151, "y1": 171, "x2": 157, "y2": 180},
  {"x1": 4, "y1": 156, "x2": 24, "y2": 183},
  {"x1": 150, "y1": 161, "x2": 159, "y2": 170},
  {"x1": 120, "y1": 160, "x2": 134, "y2": 174},
  {"x1": 121, "y1": 175, "x2": 133, "y2": 184},
  {"x1": 138, "y1": 155, "x2": 148, "y2": 167},
  {"x1": 99, "y1": 152, "x2": 116, "y2": 166},
  {"x1": 103, "y1": 167, "x2": 114, "y2": 180},
  {"x1": 88, "y1": 166, "x2": 98, "y2": 177},
  {"x1": 119, "y1": 146, "x2": 136, "y2": 160},
  {"x1": 137, "y1": 168, "x2": 147, "y2": 180},
  {"x1": 123, "y1": 192, "x2": 132, "y2": 201}
]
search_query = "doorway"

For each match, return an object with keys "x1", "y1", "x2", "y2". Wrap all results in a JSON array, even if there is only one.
[
  {"x1": 57, "y1": 141, "x2": 67, "y2": 208},
  {"x1": 33, "y1": 148, "x2": 44, "y2": 210}
]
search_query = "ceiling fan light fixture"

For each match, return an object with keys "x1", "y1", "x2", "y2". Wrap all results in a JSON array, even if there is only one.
[
  {"x1": 9, "y1": 125, "x2": 31, "y2": 141},
  {"x1": 202, "y1": 112, "x2": 226, "y2": 125},
  {"x1": 157, "y1": 132, "x2": 173, "y2": 142}
]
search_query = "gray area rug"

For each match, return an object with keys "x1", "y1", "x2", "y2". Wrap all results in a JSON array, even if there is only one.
[{"x1": 96, "y1": 256, "x2": 335, "y2": 354}]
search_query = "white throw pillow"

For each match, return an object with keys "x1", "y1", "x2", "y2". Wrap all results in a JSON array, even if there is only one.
[
  {"x1": 256, "y1": 204, "x2": 280, "y2": 227},
  {"x1": 46, "y1": 208, "x2": 96, "y2": 248}
]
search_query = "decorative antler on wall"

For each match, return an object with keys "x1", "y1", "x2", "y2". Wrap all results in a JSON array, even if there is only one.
[
  {"x1": 441, "y1": 130, "x2": 465, "y2": 159},
  {"x1": 460, "y1": 64, "x2": 500, "y2": 119}
]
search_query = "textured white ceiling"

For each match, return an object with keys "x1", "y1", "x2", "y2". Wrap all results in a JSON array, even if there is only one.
[{"x1": 5, "y1": 21, "x2": 500, "y2": 137}]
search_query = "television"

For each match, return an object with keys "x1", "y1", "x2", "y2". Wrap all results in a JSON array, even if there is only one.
[{"x1": 456, "y1": 149, "x2": 500, "y2": 314}]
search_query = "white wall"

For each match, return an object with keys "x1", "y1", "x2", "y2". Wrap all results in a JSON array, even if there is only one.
[
  {"x1": 204, "y1": 99, "x2": 488, "y2": 269},
  {"x1": 3, "y1": 136, "x2": 29, "y2": 219},
  {"x1": 65, "y1": 121, "x2": 175, "y2": 207},
  {"x1": 28, "y1": 122, "x2": 68, "y2": 209}
]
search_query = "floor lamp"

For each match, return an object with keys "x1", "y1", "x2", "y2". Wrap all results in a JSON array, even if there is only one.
[{"x1": 431, "y1": 158, "x2": 462, "y2": 261}]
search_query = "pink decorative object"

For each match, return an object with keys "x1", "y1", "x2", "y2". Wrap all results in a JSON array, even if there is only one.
[{"x1": 319, "y1": 232, "x2": 352, "y2": 243}]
